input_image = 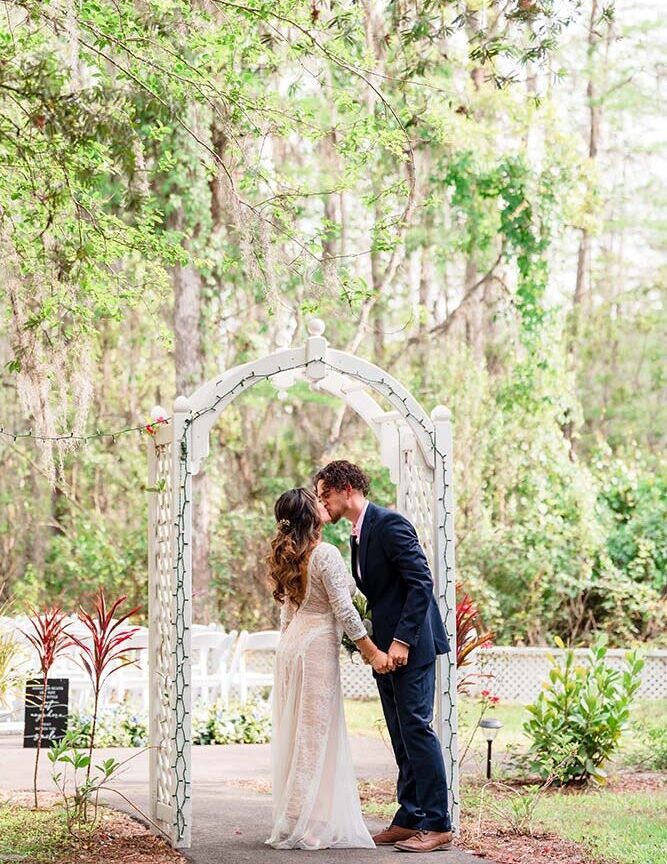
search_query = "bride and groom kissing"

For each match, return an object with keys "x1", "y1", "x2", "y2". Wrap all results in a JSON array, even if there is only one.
[{"x1": 266, "y1": 460, "x2": 453, "y2": 853}]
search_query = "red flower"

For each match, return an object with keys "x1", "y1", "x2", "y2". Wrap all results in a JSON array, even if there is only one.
[
  {"x1": 491, "y1": 695, "x2": 500, "y2": 705},
  {"x1": 145, "y1": 416, "x2": 166, "y2": 436},
  {"x1": 480, "y1": 688, "x2": 491, "y2": 698}
]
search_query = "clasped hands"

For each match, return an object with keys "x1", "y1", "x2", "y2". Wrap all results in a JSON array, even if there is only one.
[{"x1": 362, "y1": 639, "x2": 409, "y2": 674}]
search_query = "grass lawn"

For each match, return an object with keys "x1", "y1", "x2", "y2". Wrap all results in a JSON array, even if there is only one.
[
  {"x1": 345, "y1": 697, "x2": 667, "y2": 765},
  {"x1": 534, "y1": 788, "x2": 667, "y2": 864},
  {"x1": 346, "y1": 697, "x2": 531, "y2": 747},
  {"x1": 0, "y1": 800, "x2": 70, "y2": 862},
  {"x1": 361, "y1": 780, "x2": 667, "y2": 864},
  {"x1": 344, "y1": 699, "x2": 385, "y2": 737}
]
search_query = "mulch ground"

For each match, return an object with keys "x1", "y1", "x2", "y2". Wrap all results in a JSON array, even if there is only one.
[
  {"x1": 458, "y1": 822, "x2": 599, "y2": 864},
  {"x1": 55, "y1": 816, "x2": 187, "y2": 864},
  {"x1": 1, "y1": 792, "x2": 186, "y2": 864}
]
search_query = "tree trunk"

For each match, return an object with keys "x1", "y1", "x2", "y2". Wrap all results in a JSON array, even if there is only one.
[
  {"x1": 172, "y1": 214, "x2": 215, "y2": 624},
  {"x1": 573, "y1": 0, "x2": 601, "y2": 312}
]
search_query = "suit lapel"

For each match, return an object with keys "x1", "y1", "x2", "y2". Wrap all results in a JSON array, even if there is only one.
[{"x1": 358, "y1": 502, "x2": 377, "y2": 586}]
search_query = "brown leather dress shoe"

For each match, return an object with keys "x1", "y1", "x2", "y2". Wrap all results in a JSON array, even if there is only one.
[
  {"x1": 394, "y1": 830, "x2": 454, "y2": 852},
  {"x1": 371, "y1": 824, "x2": 420, "y2": 846}
]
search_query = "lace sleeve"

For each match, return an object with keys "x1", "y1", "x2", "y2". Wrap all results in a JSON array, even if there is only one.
[
  {"x1": 317, "y1": 544, "x2": 367, "y2": 642},
  {"x1": 279, "y1": 598, "x2": 295, "y2": 634}
]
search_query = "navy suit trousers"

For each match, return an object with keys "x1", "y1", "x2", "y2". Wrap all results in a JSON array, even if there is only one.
[{"x1": 374, "y1": 661, "x2": 451, "y2": 833}]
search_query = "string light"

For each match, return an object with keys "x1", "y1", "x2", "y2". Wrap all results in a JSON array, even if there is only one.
[{"x1": 0, "y1": 418, "x2": 170, "y2": 443}]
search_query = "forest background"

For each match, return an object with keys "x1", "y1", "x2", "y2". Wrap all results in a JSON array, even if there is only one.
[{"x1": 0, "y1": 0, "x2": 664, "y2": 648}]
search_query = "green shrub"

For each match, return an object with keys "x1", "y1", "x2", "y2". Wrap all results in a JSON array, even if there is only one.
[
  {"x1": 630, "y1": 721, "x2": 667, "y2": 771},
  {"x1": 68, "y1": 704, "x2": 148, "y2": 748},
  {"x1": 69, "y1": 697, "x2": 272, "y2": 747},
  {"x1": 523, "y1": 636, "x2": 644, "y2": 784},
  {"x1": 192, "y1": 697, "x2": 271, "y2": 744}
]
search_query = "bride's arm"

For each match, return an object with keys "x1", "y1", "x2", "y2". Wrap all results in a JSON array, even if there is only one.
[
  {"x1": 318, "y1": 545, "x2": 387, "y2": 669},
  {"x1": 279, "y1": 598, "x2": 294, "y2": 634}
]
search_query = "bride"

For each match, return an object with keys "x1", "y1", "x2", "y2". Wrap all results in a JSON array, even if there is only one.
[{"x1": 265, "y1": 487, "x2": 389, "y2": 850}]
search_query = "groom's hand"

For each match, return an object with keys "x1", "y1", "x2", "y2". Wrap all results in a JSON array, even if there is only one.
[{"x1": 388, "y1": 640, "x2": 410, "y2": 670}]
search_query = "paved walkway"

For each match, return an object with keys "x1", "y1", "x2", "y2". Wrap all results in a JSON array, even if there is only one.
[{"x1": 0, "y1": 735, "x2": 494, "y2": 864}]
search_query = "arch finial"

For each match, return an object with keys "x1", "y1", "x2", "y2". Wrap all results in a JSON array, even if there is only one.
[
  {"x1": 174, "y1": 395, "x2": 192, "y2": 413},
  {"x1": 307, "y1": 318, "x2": 326, "y2": 337},
  {"x1": 431, "y1": 405, "x2": 451, "y2": 422}
]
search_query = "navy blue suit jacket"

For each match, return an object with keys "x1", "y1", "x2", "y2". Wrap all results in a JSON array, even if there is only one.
[{"x1": 351, "y1": 502, "x2": 449, "y2": 668}]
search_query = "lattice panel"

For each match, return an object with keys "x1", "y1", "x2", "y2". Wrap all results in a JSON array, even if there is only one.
[
  {"x1": 400, "y1": 447, "x2": 435, "y2": 569},
  {"x1": 470, "y1": 647, "x2": 667, "y2": 703},
  {"x1": 397, "y1": 434, "x2": 459, "y2": 830},
  {"x1": 149, "y1": 440, "x2": 176, "y2": 840}
]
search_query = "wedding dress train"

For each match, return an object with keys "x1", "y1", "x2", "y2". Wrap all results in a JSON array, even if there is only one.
[{"x1": 266, "y1": 542, "x2": 375, "y2": 850}]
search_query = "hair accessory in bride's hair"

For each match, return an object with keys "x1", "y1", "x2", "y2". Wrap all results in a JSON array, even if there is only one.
[{"x1": 278, "y1": 518, "x2": 291, "y2": 531}]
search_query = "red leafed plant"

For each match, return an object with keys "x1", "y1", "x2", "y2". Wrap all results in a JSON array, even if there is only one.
[
  {"x1": 22, "y1": 607, "x2": 74, "y2": 808},
  {"x1": 69, "y1": 590, "x2": 142, "y2": 793},
  {"x1": 456, "y1": 593, "x2": 494, "y2": 668},
  {"x1": 456, "y1": 593, "x2": 494, "y2": 694}
]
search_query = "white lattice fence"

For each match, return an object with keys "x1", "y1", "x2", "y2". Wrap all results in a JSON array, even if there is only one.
[
  {"x1": 341, "y1": 655, "x2": 378, "y2": 699},
  {"x1": 466, "y1": 647, "x2": 667, "y2": 702},
  {"x1": 338, "y1": 649, "x2": 667, "y2": 702}
]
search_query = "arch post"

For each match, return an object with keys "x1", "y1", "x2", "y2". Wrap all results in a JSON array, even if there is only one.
[{"x1": 432, "y1": 405, "x2": 459, "y2": 830}]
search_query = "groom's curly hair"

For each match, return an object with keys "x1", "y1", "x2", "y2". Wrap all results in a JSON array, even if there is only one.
[{"x1": 313, "y1": 460, "x2": 370, "y2": 495}]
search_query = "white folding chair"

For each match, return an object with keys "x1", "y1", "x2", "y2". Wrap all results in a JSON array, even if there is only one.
[
  {"x1": 230, "y1": 630, "x2": 279, "y2": 702},
  {"x1": 105, "y1": 628, "x2": 149, "y2": 710},
  {"x1": 191, "y1": 629, "x2": 237, "y2": 705}
]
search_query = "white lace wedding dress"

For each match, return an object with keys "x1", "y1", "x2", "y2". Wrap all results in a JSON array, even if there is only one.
[{"x1": 266, "y1": 541, "x2": 375, "y2": 850}]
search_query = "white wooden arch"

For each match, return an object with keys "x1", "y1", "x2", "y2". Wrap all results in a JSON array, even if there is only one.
[{"x1": 146, "y1": 319, "x2": 459, "y2": 848}]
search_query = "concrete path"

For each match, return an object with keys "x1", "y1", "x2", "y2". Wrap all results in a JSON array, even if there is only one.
[{"x1": 0, "y1": 735, "x2": 494, "y2": 864}]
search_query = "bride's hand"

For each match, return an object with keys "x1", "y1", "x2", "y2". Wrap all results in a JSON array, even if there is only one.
[{"x1": 370, "y1": 650, "x2": 392, "y2": 675}]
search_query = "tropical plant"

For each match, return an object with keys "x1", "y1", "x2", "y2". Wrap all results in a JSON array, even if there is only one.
[
  {"x1": 48, "y1": 727, "x2": 163, "y2": 839},
  {"x1": 456, "y1": 594, "x2": 494, "y2": 671},
  {"x1": 22, "y1": 607, "x2": 73, "y2": 808},
  {"x1": 523, "y1": 636, "x2": 644, "y2": 784},
  {"x1": 68, "y1": 590, "x2": 142, "y2": 807}
]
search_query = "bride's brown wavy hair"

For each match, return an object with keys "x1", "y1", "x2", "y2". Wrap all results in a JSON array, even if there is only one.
[{"x1": 267, "y1": 487, "x2": 322, "y2": 608}]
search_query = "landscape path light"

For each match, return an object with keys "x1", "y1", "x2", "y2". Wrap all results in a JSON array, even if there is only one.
[{"x1": 479, "y1": 717, "x2": 503, "y2": 779}]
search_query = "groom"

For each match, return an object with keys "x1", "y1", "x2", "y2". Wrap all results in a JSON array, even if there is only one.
[{"x1": 315, "y1": 460, "x2": 453, "y2": 854}]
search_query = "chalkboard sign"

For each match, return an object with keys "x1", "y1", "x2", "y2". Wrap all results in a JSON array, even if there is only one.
[{"x1": 23, "y1": 678, "x2": 69, "y2": 748}]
